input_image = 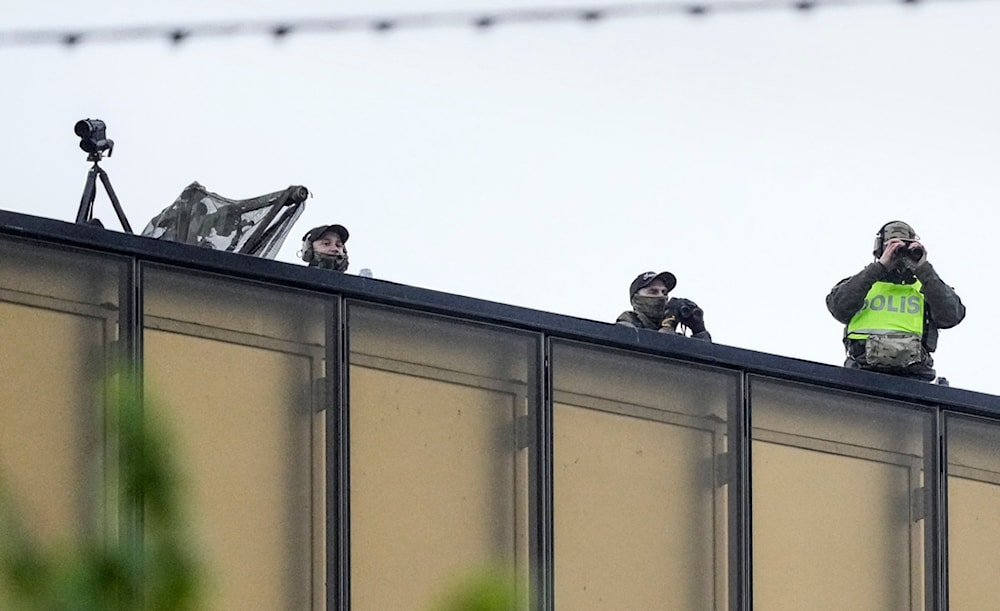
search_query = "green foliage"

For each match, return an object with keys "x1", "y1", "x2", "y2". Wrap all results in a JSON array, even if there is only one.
[{"x1": 0, "y1": 375, "x2": 202, "y2": 610}]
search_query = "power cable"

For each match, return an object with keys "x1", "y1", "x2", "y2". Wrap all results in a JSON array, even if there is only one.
[{"x1": 0, "y1": 0, "x2": 991, "y2": 48}]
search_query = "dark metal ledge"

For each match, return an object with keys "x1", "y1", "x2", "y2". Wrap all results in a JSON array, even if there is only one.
[{"x1": 3, "y1": 208, "x2": 998, "y2": 417}]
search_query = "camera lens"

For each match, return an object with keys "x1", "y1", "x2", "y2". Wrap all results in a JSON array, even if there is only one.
[
  {"x1": 74, "y1": 119, "x2": 105, "y2": 138},
  {"x1": 74, "y1": 120, "x2": 91, "y2": 138}
]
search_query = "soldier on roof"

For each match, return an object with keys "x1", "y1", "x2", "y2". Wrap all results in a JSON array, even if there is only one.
[
  {"x1": 616, "y1": 271, "x2": 712, "y2": 341},
  {"x1": 826, "y1": 220, "x2": 965, "y2": 382},
  {"x1": 300, "y1": 224, "x2": 350, "y2": 272}
]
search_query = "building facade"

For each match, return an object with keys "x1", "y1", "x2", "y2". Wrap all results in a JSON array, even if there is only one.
[{"x1": 1, "y1": 209, "x2": 999, "y2": 610}]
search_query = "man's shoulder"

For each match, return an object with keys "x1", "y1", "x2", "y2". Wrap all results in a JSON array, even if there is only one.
[{"x1": 616, "y1": 311, "x2": 640, "y2": 326}]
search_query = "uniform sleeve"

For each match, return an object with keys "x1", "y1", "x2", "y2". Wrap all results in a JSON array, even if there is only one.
[
  {"x1": 914, "y1": 262, "x2": 966, "y2": 329},
  {"x1": 616, "y1": 311, "x2": 638, "y2": 327},
  {"x1": 826, "y1": 262, "x2": 886, "y2": 324}
]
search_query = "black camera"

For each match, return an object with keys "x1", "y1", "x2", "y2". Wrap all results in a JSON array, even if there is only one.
[
  {"x1": 894, "y1": 241, "x2": 924, "y2": 261},
  {"x1": 74, "y1": 118, "x2": 114, "y2": 156}
]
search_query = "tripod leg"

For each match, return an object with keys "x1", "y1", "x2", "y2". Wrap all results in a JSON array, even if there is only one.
[
  {"x1": 76, "y1": 166, "x2": 100, "y2": 225},
  {"x1": 96, "y1": 167, "x2": 134, "y2": 233}
]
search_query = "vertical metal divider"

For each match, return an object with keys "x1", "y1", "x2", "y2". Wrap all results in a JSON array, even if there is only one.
[
  {"x1": 712, "y1": 417, "x2": 729, "y2": 611},
  {"x1": 118, "y1": 257, "x2": 144, "y2": 605},
  {"x1": 907, "y1": 456, "x2": 925, "y2": 610},
  {"x1": 327, "y1": 297, "x2": 348, "y2": 610},
  {"x1": 921, "y1": 409, "x2": 940, "y2": 610},
  {"x1": 100, "y1": 290, "x2": 119, "y2": 546},
  {"x1": 534, "y1": 336, "x2": 554, "y2": 610},
  {"x1": 729, "y1": 373, "x2": 751, "y2": 611},
  {"x1": 929, "y1": 409, "x2": 948, "y2": 610}
]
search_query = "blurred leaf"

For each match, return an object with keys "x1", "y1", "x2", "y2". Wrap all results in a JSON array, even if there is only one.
[
  {"x1": 431, "y1": 567, "x2": 519, "y2": 611},
  {"x1": 0, "y1": 370, "x2": 202, "y2": 610}
]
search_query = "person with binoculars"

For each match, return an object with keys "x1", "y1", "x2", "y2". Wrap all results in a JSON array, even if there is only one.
[
  {"x1": 826, "y1": 220, "x2": 965, "y2": 381},
  {"x1": 616, "y1": 271, "x2": 712, "y2": 341}
]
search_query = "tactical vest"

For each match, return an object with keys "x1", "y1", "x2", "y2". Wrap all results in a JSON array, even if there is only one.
[{"x1": 847, "y1": 280, "x2": 924, "y2": 340}]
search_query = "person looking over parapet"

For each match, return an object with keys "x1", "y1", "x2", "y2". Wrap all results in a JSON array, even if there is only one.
[
  {"x1": 826, "y1": 220, "x2": 965, "y2": 382},
  {"x1": 299, "y1": 224, "x2": 349, "y2": 271},
  {"x1": 616, "y1": 271, "x2": 712, "y2": 341}
]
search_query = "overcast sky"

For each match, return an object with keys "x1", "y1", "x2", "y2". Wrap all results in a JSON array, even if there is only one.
[{"x1": 3, "y1": 0, "x2": 998, "y2": 394}]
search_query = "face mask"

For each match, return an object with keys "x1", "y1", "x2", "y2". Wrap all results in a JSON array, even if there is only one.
[
  {"x1": 631, "y1": 295, "x2": 667, "y2": 323},
  {"x1": 311, "y1": 251, "x2": 349, "y2": 272}
]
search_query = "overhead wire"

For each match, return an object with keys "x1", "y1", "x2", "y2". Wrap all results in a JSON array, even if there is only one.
[{"x1": 0, "y1": 0, "x2": 992, "y2": 48}]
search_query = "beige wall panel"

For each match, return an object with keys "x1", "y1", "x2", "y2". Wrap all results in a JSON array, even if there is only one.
[
  {"x1": 145, "y1": 330, "x2": 316, "y2": 611},
  {"x1": 551, "y1": 342, "x2": 732, "y2": 422},
  {"x1": 143, "y1": 270, "x2": 326, "y2": 346},
  {"x1": 0, "y1": 302, "x2": 105, "y2": 542},
  {"x1": 751, "y1": 379, "x2": 924, "y2": 458},
  {"x1": 553, "y1": 403, "x2": 717, "y2": 610},
  {"x1": 0, "y1": 238, "x2": 119, "y2": 306},
  {"x1": 948, "y1": 476, "x2": 1000, "y2": 610},
  {"x1": 350, "y1": 365, "x2": 523, "y2": 610},
  {"x1": 348, "y1": 306, "x2": 530, "y2": 386},
  {"x1": 753, "y1": 441, "x2": 914, "y2": 611}
]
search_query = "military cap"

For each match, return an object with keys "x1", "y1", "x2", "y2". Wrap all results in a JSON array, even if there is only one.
[{"x1": 629, "y1": 271, "x2": 677, "y2": 298}]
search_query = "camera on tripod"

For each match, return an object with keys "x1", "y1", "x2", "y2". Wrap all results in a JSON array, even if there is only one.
[
  {"x1": 893, "y1": 240, "x2": 925, "y2": 261},
  {"x1": 74, "y1": 118, "x2": 132, "y2": 232}
]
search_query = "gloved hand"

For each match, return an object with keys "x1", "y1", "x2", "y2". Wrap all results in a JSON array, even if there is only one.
[
  {"x1": 660, "y1": 298, "x2": 680, "y2": 331},
  {"x1": 659, "y1": 314, "x2": 678, "y2": 332},
  {"x1": 667, "y1": 298, "x2": 706, "y2": 334}
]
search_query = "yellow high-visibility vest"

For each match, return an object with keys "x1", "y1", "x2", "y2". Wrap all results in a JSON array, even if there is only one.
[{"x1": 847, "y1": 280, "x2": 924, "y2": 340}]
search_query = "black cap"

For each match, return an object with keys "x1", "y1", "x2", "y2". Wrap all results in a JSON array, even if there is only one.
[
  {"x1": 629, "y1": 271, "x2": 677, "y2": 297},
  {"x1": 303, "y1": 224, "x2": 349, "y2": 244}
]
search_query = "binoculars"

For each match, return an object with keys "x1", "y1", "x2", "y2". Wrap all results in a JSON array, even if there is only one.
[
  {"x1": 894, "y1": 242, "x2": 925, "y2": 261},
  {"x1": 668, "y1": 298, "x2": 704, "y2": 323}
]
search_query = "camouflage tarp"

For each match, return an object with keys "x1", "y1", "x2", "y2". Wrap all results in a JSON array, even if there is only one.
[{"x1": 141, "y1": 181, "x2": 308, "y2": 259}]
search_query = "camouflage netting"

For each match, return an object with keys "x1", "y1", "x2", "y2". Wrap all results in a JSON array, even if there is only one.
[{"x1": 141, "y1": 181, "x2": 308, "y2": 259}]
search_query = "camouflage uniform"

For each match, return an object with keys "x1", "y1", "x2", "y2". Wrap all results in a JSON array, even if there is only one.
[
  {"x1": 616, "y1": 309, "x2": 713, "y2": 341},
  {"x1": 616, "y1": 271, "x2": 712, "y2": 342}
]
